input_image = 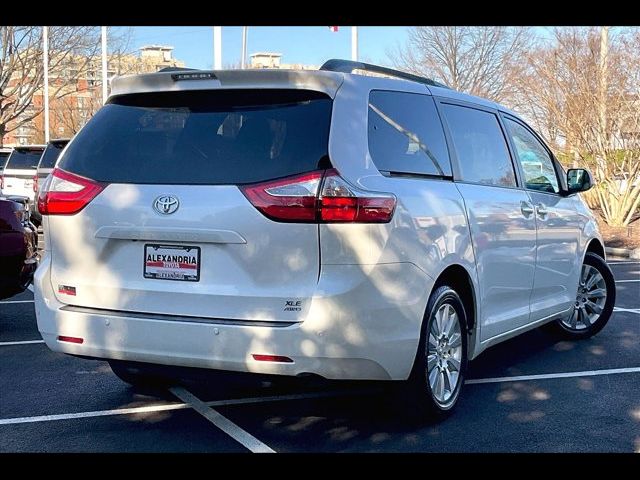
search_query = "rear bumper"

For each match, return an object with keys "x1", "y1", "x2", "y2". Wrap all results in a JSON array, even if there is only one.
[{"x1": 35, "y1": 255, "x2": 432, "y2": 381}]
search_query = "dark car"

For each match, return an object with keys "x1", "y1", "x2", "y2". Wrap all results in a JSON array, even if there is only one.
[
  {"x1": 31, "y1": 139, "x2": 70, "y2": 226},
  {"x1": 0, "y1": 195, "x2": 38, "y2": 300}
]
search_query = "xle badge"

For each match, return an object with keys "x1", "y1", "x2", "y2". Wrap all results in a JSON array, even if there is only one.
[{"x1": 284, "y1": 300, "x2": 302, "y2": 312}]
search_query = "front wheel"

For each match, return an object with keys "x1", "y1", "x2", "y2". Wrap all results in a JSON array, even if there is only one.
[
  {"x1": 403, "y1": 285, "x2": 469, "y2": 417},
  {"x1": 545, "y1": 252, "x2": 616, "y2": 339}
]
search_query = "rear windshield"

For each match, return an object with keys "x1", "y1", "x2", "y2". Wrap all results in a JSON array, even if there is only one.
[
  {"x1": 39, "y1": 142, "x2": 67, "y2": 169},
  {"x1": 6, "y1": 150, "x2": 42, "y2": 170},
  {"x1": 59, "y1": 89, "x2": 332, "y2": 185}
]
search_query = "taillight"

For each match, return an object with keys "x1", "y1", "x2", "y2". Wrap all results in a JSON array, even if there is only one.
[
  {"x1": 38, "y1": 168, "x2": 105, "y2": 215},
  {"x1": 240, "y1": 168, "x2": 396, "y2": 223},
  {"x1": 319, "y1": 170, "x2": 396, "y2": 222},
  {"x1": 33, "y1": 174, "x2": 38, "y2": 193},
  {"x1": 241, "y1": 170, "x2": 323, "y2": 222}
]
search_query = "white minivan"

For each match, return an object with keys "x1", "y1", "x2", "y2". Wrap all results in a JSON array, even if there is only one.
[{"x1": 34, "y1": 61, "x2": 616, "y2": 415}]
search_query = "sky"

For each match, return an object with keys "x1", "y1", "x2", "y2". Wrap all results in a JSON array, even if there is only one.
[
  {"x1": 117, "y1": 26, "x2": 413, "y2": 69},
  {"x1": 115, "y1": 26, "x2": 562, "y2": 70}
]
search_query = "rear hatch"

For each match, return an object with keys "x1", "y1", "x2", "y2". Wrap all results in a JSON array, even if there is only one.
[
  {"x1": 45, "y1": 89, "x2": 332, "y2": 323},
  {"x1": 2, "y1": 147, "x2": 43, "y2": 199}
]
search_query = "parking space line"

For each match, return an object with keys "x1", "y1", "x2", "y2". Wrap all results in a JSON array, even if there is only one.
[
  {"x1": 615, "y1": 279, "x2": 640, "y2": 283},
  {"x1": 0, "y1": 300, "x2": 35, "y2": 304},
  {"x1": 609, "y1": 261, "x2": 640, "y2": 265},
  {"x1": 466, "y1": 366, "x2": 640, "y2": 385},
  {"x1": 0, "y1": 340, "x2": 44, "y2": 346},
  {"x1": 0, "y1": 389, "x2": 370, "y2": 427},
  {"x1": 0, "y1": 402, "x2": 191, "y2": 426},
  {"x1": 171, "y1": 386, "x2": 275, "y2": 453},
  {"x1": 614, "y1": 307, "x2": 640, "y2": 314}
]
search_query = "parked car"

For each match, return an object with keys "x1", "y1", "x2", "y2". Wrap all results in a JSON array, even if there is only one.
[
  {"x1": 31, "y1": 139, "x2": 70, "y2": 226},
  {"x1": 1, "y1": 145, "x2": 45, "y2": 203},
  {"x1": 34, "y1": 60, "x2": 616, "y2": 416},
  {"x1": 0, "y1": 195, "x2": 38, "y2": 300}
]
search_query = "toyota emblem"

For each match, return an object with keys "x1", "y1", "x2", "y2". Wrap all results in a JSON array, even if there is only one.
[{"x1": 153, "y1": 195, "x2": 180, "y2": 215}]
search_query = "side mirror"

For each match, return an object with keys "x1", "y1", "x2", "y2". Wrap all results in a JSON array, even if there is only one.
[{"x1": 567, "y1": 168, "x2": 593, "y2": 194}]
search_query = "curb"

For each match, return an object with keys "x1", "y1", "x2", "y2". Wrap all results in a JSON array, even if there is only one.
[{"x1": 606, "y1": 246, "x2": 640, "y2": 260}]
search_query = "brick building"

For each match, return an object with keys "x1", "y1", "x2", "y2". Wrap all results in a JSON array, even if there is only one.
[{"x1": 2, "y1": 45, "x2": 185, "y2": 147}]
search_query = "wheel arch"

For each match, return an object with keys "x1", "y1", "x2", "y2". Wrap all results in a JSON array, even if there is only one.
[
  {"x1": 429, "y1": 263, "x2": 478, "y2": 362},
  {"x1": 585, "y1": 237, "x2": 605, "y2": 260}
]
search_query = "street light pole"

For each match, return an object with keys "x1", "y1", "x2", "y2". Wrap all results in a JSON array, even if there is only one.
[
  {"x1": 213, "y1": 26, "x2": 222, "y2": 69},
  {"x1": 241, "y1": 26, "x2": 248, "y2": 69},
  {"x1": 351, "y1": 26, "x2": 358, "y2": 61},
  {"x1": 43, "y1": 26, "x2": 50, "y2": 143},
  {"x1": 101, "y1": 26, "x2": 108, "y2": 104}
]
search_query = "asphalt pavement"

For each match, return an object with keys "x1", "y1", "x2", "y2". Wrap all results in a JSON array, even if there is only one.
[{"x1": 1, "y1": 260, "x2": 638, "y2": 452}]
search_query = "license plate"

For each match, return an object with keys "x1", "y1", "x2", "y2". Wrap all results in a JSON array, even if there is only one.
[{"x1": 144, "y1": 244, "x2": 201, "y2": 282}]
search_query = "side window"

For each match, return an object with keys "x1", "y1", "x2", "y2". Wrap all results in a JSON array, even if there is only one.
[
  {"x1": 441, "y1": 104, "x2": 516, "y2": 187},
  {"x1": 504, "y1": 117, "x2": 559, "y2": 194},
  {"x1": 368, "y1": 91, "x2": 451, "y2": 177}
]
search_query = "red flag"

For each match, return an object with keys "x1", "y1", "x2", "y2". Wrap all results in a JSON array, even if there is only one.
[{"x1": 328, "y1": 26, "x2": 339, "y2": 32}]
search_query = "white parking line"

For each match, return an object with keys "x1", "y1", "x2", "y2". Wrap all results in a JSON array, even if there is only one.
[
  {"x1": 614, "y1": 307, "x2": 640, "y2": 314},
  {"x1": 171, "y1": 386, "x2": 275, "y2": 453},
  {"x1": 0, "y1": 300, "x2": 35, "y2": 304},
  {"x1": 0, "y1": 340, "x2": 44, "y2": 346},
  {"x1": 466, "y1": 366, "x2": 640, "y2": 385},
  {"x1": 0, "y1": 366, "x2": 638, "y2": 429},
  {"x1": 0, "y1": 402, "x2": 191, "y2": 426},
  {"x1": 609, "y1": 261, "x2": 640, "y2": 265},
  {"x1": 615, "y1": 279, "x2": 640, "y2": 283},
  {"x1": 0, "y1": 389, "x2": 369, "y2": 426}
]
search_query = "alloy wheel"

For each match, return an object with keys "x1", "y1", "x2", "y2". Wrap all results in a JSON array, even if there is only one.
[
  {"x1": 562, "y1": 264, "x2": 607, "y2": 331},
  {"x1": 427, "y1": 303, "x2": 463, "y2": 404}
]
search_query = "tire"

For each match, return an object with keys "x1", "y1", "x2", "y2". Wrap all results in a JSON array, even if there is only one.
[
  {"x1": 108, "y1": 360, "x2": 171, "y2": 388},
  {"x1": 544, "y1": 252, "x2": 616, "y2": 340},
  {"x1": 402, "y1": 285, "x2": 469, "y2": 418}
]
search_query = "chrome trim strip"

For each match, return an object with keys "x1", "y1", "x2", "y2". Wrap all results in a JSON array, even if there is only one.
[{"x1": 60, "y1": 305, "x2": 297, "y2": 328}]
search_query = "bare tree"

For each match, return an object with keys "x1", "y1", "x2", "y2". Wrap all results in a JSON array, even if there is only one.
[
  {"x1": 52, "y1": 89, "x2": 103, "y2": 135},
  {"x1": 512, "y1": 27, "x2": 640, "y2": 226},
  {"x1": 392, "y1": 26, "x2": 534, "y2": 102},
  {"x1": 0, "y1": 26, "x2": 132, "y2": 146}
]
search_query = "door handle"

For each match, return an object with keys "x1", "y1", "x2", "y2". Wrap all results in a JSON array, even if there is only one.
[
  {"x1": 520, "y1": 201, "x2": 534, "y2": 217},
  {"x1": 536, "y1": 203, "x2": 548, "y2": 218}
]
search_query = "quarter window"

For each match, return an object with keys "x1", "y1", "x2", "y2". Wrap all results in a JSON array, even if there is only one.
[
  {"x1": 441, "y1": 104, "x2": 516, "y2": 187},
  {"x1": 368, "y1": 91, "x2": 451, "y2": 177},
  {"x1": 503, "y1": 117, "x2": 559, "y2": 194}
]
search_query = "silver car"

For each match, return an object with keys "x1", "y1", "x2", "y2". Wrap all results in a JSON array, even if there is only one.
[{"x1": 34, "y1": 60, "x2": 615, "y2": 416}]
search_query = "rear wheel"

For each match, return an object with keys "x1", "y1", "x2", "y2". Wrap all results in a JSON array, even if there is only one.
[
  {"x1": 108, "y1": 360, "x2": 171, "y2": 388},
  {"x1": 545, "y1": 252, "x2": 615, "y2": 339},
  {"x1": 402, "y1": 285, "x2": 468, "y2": 418}
]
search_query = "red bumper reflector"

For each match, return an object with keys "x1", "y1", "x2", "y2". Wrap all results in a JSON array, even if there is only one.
[
  {"x1": 252, "y1": 354, "x2": 294, "y2": 363},
  {"x1": 57, "y1": 335, "x2": 84, "y2": 344}
]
